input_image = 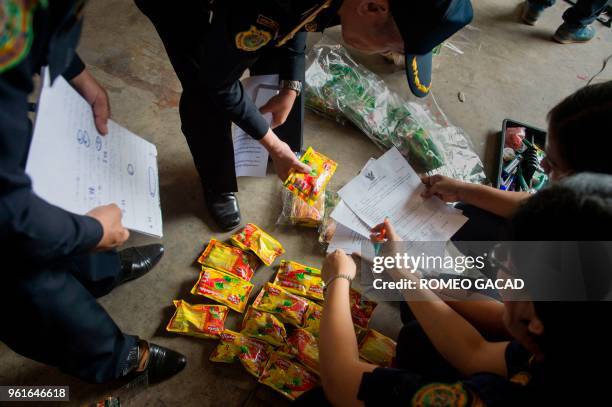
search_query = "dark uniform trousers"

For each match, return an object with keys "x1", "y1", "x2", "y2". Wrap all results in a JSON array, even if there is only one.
[
  {"x1": 0, "y1": 252, "x2": 137, "y2": 383},
  {"x1": 135, "y1": 1, "x2": 304, "y2": 193}
]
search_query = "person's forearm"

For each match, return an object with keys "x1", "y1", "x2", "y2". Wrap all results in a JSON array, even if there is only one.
[
  {"x1": 394, "y1": 272, "x2": 501, "y2": 375},
  {"x1": 259, "y1": 129, "x2": 280, "y2": 152},
  {"x1": 460, "y1": 183, "x2": 530, "y2": 218},
  {"x1": 320, "y1": 279, "x2": 374, "y2": 406},
  {"x1": 320, "y1": 279, "x2": 360, "y2": 382},
  {"x1": 446, "y1": 300, "x2": 509, "y2": 339}
]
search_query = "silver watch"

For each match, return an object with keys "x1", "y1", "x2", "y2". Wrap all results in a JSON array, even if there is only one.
[{"x1": 280, "y1": 80, "x2": 302, "y2": 96}]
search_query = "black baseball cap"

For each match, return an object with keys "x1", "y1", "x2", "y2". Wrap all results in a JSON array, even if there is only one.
[{"x1": 389, "y1": 0, "x2": 473, "y2": 97}]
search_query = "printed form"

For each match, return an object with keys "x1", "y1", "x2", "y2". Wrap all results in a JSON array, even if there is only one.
[
  {"x1": 338, "y1": 147, "x2": 467, "y2": 241},
  {"x1": 26, "y1": 68, "x2": 163, "y2": 237},
  {"x1": 233, "y1": 75, "x2": 278, "y2": 177}
]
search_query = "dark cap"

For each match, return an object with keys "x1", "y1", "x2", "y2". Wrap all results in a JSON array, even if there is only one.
[{"x1": 389, "y1": 0, "x2": 473, "y2": 97}]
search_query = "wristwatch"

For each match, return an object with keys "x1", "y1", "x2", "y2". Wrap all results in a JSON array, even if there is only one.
[
  {"x1": 280, "y1": 80, "x2": 302, "y2": 96},
  {"x1": 324, "y1": 274, "x2": 353, "y2": 292}
]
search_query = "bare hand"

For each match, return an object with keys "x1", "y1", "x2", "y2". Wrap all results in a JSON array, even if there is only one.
[
  {"x1": 259, "y1": 89, "x2": 297, "y2": 129},
  {"x1": 70, "y1": 69, "x2": 111, "y2": 135},
  {"x1": 260, "y1": 130, "x2": 311, "y2": 181},
  {"x1": 86, "y1": 204, "x2": 129, "y2": 251},
  {"x1": 322, "y1": 249, "x2": 357, "y2": 283},
  {"x1": 421, "y1": 175, "x2": 465, "y2": 202},
  {"x1": 370, "y1": 218, "x2": 401, "y2": 242}
]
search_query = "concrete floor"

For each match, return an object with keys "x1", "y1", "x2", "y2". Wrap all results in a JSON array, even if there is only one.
[{"x1": 1, "y1": 0, "x2": 610, "y2": 405}]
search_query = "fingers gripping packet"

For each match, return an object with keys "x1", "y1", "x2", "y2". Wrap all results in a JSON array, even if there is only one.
[
  {"x1": 350, "y1": 288, "x2": 378, "y2": 329},
  {"x1": 277, "y1": 188, "x2": 325, "y2": 227},
  {"x1": 286, "y1": 328, "x2": 320, "y2": 374},
  {"x1": 209, "y1": 330, "x2": 271, "y2": 377},
  {"x1": 166, "y1": 300, "x2": 228, "y2": 339},
  {"x1": 241, "y1": 307, "x2": 287, "y2": 347},
  {"x1": 302, "y1": 301, "x2": 323, "y2": 337},
  {"x1": 197, "y1": 239, "x2": 260, "y2": 281},
  {"x1": 259, "y1": 353, "x2": 319, "y2": 400},
  {"x1": 191, "y1": 267, "x2": 254, "y2": 313},
  {"x1": 358, "y1": 329, "x2": 397, "y2": 367},
  {"x1": 274, "y1": 260, "x2": 324, "y2": 301},
  {"x1": 283, "y1": 147, "x2": 337, "y2": 206},
  {"x1": 252, "y1": 283, "x2": 310, "y2": 326},
  {"x1": 231, "y1": 223, "x2": 285, "y2": 266}
]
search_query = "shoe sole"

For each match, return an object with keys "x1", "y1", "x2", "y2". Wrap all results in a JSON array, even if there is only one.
[
  {"x1": 521, "y1": 17, "x2": 537, "y2": 26},
  {"x1": 552, "y1": 34, "x2": 592, "y2": 44}
]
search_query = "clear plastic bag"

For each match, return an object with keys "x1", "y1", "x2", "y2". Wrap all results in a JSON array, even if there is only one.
[
  {"x1": 317, "y1": 190, "x2": 341, "y2": 247},
  {"x1": 305, "y1": 37, "x2": 486, "y2": 183},
  {"x1": 277, "y1": 188, "x2": 325, "y2": 228}
]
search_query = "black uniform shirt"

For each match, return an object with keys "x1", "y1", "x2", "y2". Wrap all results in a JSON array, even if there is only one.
[
  {"x1": 0, "y1": 0, "x2": 102, "y2": 265},
  {"x1": 200, "y1": 0, "x2": 342, "y2": 140},
  {"x1": 357, "y1": 341, "x2": 536, "y2": 406}
]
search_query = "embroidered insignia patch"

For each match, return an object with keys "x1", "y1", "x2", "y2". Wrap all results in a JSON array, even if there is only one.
[
  {"x1": 412, "y1": 382, "x2": 469, "y2": 407},
  {"x1": 305, "y1": 21, "x2": 317, "y2": 32},
  {"x1": 0, "y1": 0, "x2": 38, "y2": 73},
  {"x1": 235, "y1": 25, "x2": 272, "y2": 52},
  {"x1": 256, "y1": 14, "x2": 278, "y2": 33}
]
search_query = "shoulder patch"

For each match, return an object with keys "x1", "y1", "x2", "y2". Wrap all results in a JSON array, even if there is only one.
[
  {"x1": 412, "y1": 382, "x2": 470, "y2": 407},
  {"x1": 235, "y1": 25, "x2": 271, "y2": 52},
  {"x1": 0, "y1": 0, "x2": 38, "y2": 73}
]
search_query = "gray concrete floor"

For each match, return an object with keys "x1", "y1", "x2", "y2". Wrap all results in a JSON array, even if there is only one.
[{"x1": 1, "y1": 0, "x2": 610, "y2": 406}]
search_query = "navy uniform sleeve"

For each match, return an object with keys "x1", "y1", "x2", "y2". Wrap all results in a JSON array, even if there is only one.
[
  {"x1": 0, "y1": 63, "x2": 103, "y2": 264},
  {"x1": 278, "y1": 32, "x2": 306, "y2": 81},
  {"x1": 61, "y1": 52, "x2": 86, "y2": 81}
]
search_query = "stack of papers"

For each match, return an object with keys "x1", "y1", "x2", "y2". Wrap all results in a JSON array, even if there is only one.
[{"x1": 327, "y1": 147, "x2": 468, "y2": 254}]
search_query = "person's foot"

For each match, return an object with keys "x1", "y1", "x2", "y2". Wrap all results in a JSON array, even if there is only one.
[
  {"x1": 136, "y1": 341, "x2": 186, "y2": 384},
  {"x1": 552, "y1": 23, "x2": 596, "y2": 44},
  {"x1": 521, "y1": 1, "x2": 543, "y2": 25},
  {"x1": 118, "y1": 244, "x2": 164, "y2": 285},
  {"x1": 204, "y1": 188, "x2": 241, "y2": 231}
]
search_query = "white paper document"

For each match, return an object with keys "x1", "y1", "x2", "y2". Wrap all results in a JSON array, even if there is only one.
[
  {"x1": 233, "y1": 75, "x2": 278, "y2": 177},
  {"x1": 327, "y1": 223, "x2": 370, "y2": 254},
  {"x1": 338, "y1": 147, "x2": 467, "y2": 241},
  {"x1": 331, "y1": 200, "x2": 372, "y2": 239},
  {"x1": 26, "y1": 69, "x2": 163, "y2": 237}
]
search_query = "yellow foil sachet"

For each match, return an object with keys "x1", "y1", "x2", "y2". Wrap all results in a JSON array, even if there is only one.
[
  {"x1": 209, "y1": 330, "x2": 243, "y2": 363},
  {"x1": 241, "y1": 307, "x2": 287, "y2": 347},
  {"x1": 283, "y1": 146, "x2": 337, "y2": 206},
  {"x1": 166, "y1": 300, "x2": 228, "y2": 339},
  {"x1": 197, "y1": 239, "x2": 260, "y2": 281},
  {"x1": 286, "y1": 328, "x2": 320, "y2": 374},
  {"x1": 191, "y1": 267, "x2": 254, "y2": 313},
  {"x1": 350, "y1": 288, "x2": 378, "y2": 329},
  {"x1": 209, "y1": 330, "x2": 271, "y2": 377},
  {"x1": 231, "y1": 223, "x2": 285, "y2": 266},
  {"x1": 301, "y1": 301, "x2": 323, "y2": 337},
  {"x1": 358, "y1": 329, "x2": 397, "y2": 367},
  {"x1": 252, "y1": 283, "x2": 310, "y2": 326},
  {"x1": 273, "y1": 260, "x2": 324, "y2": 301},
  {"x1": 259, "y1": 353, "x2": 319, "y2": 400}
]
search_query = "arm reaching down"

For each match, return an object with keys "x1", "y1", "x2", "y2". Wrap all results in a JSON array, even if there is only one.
[
  {"x1": 319, "y1": 250, "x2": 376, "y2": 407},
  {"x1": 422, "y1": 175, "x2": 530, "y2": 218}
]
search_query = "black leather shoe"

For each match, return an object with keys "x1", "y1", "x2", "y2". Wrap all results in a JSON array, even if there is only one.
[
  {"x1": 204, "y1": 188, "x2": 241, "y2": 231},
  {"x1": 118, "y1": 244, "x2": 164, "y2": 285},
  {"x1": 143, "y1": 342, "x2": 186, "y2": 384}
]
